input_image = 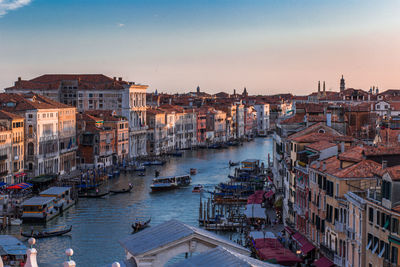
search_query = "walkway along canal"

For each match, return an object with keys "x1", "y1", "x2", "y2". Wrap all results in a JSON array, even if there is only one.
[{"x1": 5, "y1": 137, "x2": 273, "y2": 266}]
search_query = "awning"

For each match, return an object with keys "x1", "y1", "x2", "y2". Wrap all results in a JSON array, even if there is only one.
[
  {"x1": 284, "y1": 226, "x2": 295, "y2": 236},
  {"x1": 14, "y1": 172, "x2": 26, "y2": 177},
  {"x1": 0, "y1": 182, "x2": 6, "y2": 187},
  {"x1": 6, "y1": 183, "x2": 33, "y2": 190},
  {"x1": 264, "y1": 190, "x2": 275, "y2": 199},
  {"x1": 292, "y1": 232, "x2": 315, "y2": 254},
  {"x1": 29, "y1": 175, "x2": 56, "y2": 183},
  {"x1": 313, "y1": 256, "x2": 334, "y2": 267}
]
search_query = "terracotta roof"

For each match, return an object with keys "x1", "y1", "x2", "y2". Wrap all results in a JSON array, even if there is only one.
[
  {"x1": 291, "y1": 132, "x2": 337, "y2": 143},
  {"x1": 0, "y1": 110, "x2": 24, "y2": 120},
  {"x1": 338, "y1": 146, "x2": 364, "y2": 162},
  {"x1": 375, "y1": 129, "x2": 400, "y2": 145},
  {"x1": 305, "y1": 141, "x2": 336, "y2": 151},
  {"x1": 310, "y1": 156, "x2": 341, "y2": 175},
  {"x1": 382, "y1": 165, "x2": 400, "y2": 181},
  {"x1": 0, "y1": 93, "x2": 59, "y2": 110},
  {"x1": 280, "y1": 114, "x2": 304, "y2": 124},
  {"x1": 363, "y1": 145, "x2": 400, "y2": 156},
  {"x1": 288, "y1": 122, "x2": 341, "y2": 140},
  {"x1": 334, "y1": 160, "x2": 381, "y2": 178},
  {"x1": 5, "y1": 74, "x2": 141, "y2": 91}
]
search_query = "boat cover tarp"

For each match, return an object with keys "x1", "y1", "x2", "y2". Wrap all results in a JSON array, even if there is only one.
[{"x1": 244, "y1": 204, "x2": 265, "y2": 219}]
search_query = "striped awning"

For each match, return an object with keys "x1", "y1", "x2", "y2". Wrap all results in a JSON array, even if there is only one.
[{"x1": 6, "y1": 182, "x2": 33, "y2": 190}]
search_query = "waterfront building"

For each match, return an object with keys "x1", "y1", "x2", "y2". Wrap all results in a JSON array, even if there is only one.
[
  {"x1": 244, "y1": 105, "x2": 257, "y2": 138},
  {"x1": 86, "y1": 110, "x2": 130, "y2": 163},
  {"x1": 0, "y1": 110, "x2": 25, "y2": 182},
  {"x1": 0, "y1": 94, "x2": 63, "y2": 177},
  {"x1": 206, "y1": 108, "x2": 227, "y2": 143},
  {"x1": 196, "y1": 109, "x2": 207, "y2": 146},
  {"x1": 146, "y1": 108, "x2": 168, "y2": 156},
  {"x1": 5, "y1": 74, "x2": 148, "y2": 159},
  {"x1": 254, "y1": 103, "x2": 270, "y2": 136},
  {"x1": 0, "y1": 125, "x2": 12, "y2": 184},
  {"x1": 76, "y1": 113, "x2": 116, "y2": 168}
]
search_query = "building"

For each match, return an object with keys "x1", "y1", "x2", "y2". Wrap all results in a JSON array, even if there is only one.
[
  {"x1": 5, "y1": 74, "x2": 148, "y2": 159},
  {"x1": 146, "y1": 108, "x2": 168, "y2": 156},
  {"x1": 0, "y1": 110, "x2": 25, "y2": 183},
  {"x1": 254, "y1": 103, "x2": 270, "y2": 136},
  {"x1": 76, "y1": 113, "x2": 116, "y2": 168}
]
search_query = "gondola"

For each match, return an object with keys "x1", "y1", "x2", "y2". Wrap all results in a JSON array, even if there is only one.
[
  {"x1": 131, "y1": 218, "x2": 151, "y2": 233},
  {"x1": 21, "y1": 225, "x2": 72, "y2": 239},
  {"x1": 110, "y1": 186, "x2": 133, "y2": 194},
  {"x1": 229, "y1": 161, "x2": 239, "y2": 167},
  {"x1": 78, "y1": 191, "x2": 109, "y2": 198}
]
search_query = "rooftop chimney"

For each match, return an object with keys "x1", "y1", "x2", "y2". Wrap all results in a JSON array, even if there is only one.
[
  {"x1": 118, "y1": 77, "x2": 122, "y2": 81},
  {"x1": 18, "y1": 77, "x2": 21, "y2": 82},
  {"x1": 340, "y1": 142, "x2": 345, "y2": 153},
  {"x1": 322, "y1": 161, "x2": 327, "y2": 171},
  {"x1": 113, "y1": 77, "x2": 116, "y2": 81}
]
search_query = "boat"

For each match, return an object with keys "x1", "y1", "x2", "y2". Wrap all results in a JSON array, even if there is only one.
[
  {"x1": 22, "y1": 187, "x2": 75, "y2": 222},
  {"x1": 142, "y1": 160, "x2": 166, "y2": 166},
  {"x1": 192, "y1": 185, "x2": 203, "y2": 193},
  {"x1": 190, "y1": 168, "x2": 197, "y2": 175},
  {"x1": 229, "y1": 161, "x2": 239, "y2": 167},
  {"x1": 133, "y1": 164, "x2": 146, "y2": 171},
  {"x1": 131, "y1": 218, "x2": 151, "y2": 233},
  {"x1": 110, "y1": 185, "x2": 133, "y2": 194},
  {"x1": 138, "y1": 172, "x2": 145, "y2": 176},
  {"x1": 78, "y1": 191, "x2": 109, "y2": 198},
  {"x1": 170, "y1": 150, "x2": 183, "y2": 157},
  {"x1": 0, "y1": 235, "x2": 27, "y2": 266},
  {"x1": 150, "y1": 175, "x2": 191, "y2": 191},
  {"x1": 21, "y1": 225, "x2": 72, "y2": 239}
]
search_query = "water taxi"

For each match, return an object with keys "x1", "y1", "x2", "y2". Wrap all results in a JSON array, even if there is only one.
[
  {"x1": 150, "y1": 175, "x2": 191, "y2": 191},
  {"x1": 192, "y1": 184, "x2": 203, "y2": 193},
  {"x1": 39, "y1": 186, "x2": 75, "y2": 213},
  {"x1": 22, "y1": 187, "x2": 75, "y2": 222},
  {"x1": 0, "y1": 235, "x2": 27, "y2": 266},
  {"x1": 21, "y1": 196, "x2": 57, "y2": 222}
]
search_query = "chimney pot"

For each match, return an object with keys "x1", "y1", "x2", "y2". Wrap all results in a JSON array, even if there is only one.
[
  {"x1": 18, "y1": 77, "x2": 21, "y2": 82},
  {"x1": 113, "y1": 77, "x2": 116, "y2": 81},
  {"x1": 118, "y1": 77, "x2": 122, "y2": 81},
  {"x1": 382, "y1": 160, "x2": 388, "y2": 169}
]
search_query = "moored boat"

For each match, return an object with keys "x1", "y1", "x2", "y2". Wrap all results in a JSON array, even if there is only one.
[
  {"x1": 229, "y1": 160, "x2": 239, "y2": 167},
  {"x1": 150, "y1": 175, "x2": 191, "y2": 191},
  {"x1": 192, "y1": 184, "x2": 203, "y2": 193},
  {"x1": 21, "y1": 225, "x2": 72, "y2": 239},
  {"x1": 190, "y1": 168, "x2": 197, "y2": 175}
]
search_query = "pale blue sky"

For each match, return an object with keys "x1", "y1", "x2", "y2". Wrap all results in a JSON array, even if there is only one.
[{"x1": 0, "y1": 0, "x2": 399, "y2": 94}]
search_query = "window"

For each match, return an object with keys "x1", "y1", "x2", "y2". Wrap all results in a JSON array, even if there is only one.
[
  {"x1": 392, "y1": 218, "x2": 399, "y2": 234},
  {"x1": 89, "y1": 93, "x2": 93, "y2": 97},
  {"x1": 369, "y1": 207, "x2": 374, "y2": 223},
  {"x1": 391, "y1": 246, "x2": 398, "y2": 264},
  {"x1": 382, "y1": 180, "x2": 392, "y2": 200},
  {"x1": 367, "y1": 234, "x2": 373, "y2": 250}
]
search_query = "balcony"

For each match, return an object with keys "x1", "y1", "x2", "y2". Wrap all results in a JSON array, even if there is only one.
[
  {"x1": 39, "y1": 134, "x2": 57, "y2": 142},
  {"x1": 0, "y1": 155, "x2": 7, "y2": 161},
  {"x1": 319, "y1": 243, "x2": 334, "y2": 261},
  {"x1": 0, "y1": 170, "x2": 8, "y2": 177},
  {"x1": 334, "y1": 254, "x2": 345, "y2": 267},
  {"x1": 293, "y1": 203, "x2": 305, "y2": 216},
  {"x1": 334, "y1": 220, "x2": 345, "y2": 233}
]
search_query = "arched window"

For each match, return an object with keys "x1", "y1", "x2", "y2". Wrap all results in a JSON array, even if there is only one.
[{"x1": 318, "y1": 129, "x2": 325, "y2": 133}]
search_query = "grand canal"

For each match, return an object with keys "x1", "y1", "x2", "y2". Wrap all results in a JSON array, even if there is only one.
[{"x1": 7, "y1": 137, "x2": 273, "y2": 266}]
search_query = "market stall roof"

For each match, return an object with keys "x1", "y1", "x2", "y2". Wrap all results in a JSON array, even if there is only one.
[
  {"x1": 29, "y1": 175, "x2": 56, "y2": 183},
  {"x1": 313, "y1": 256, "x2": 334, "y2": 267},
  {"x1": 6, "y1": 182, "x2": 32, "y2": 190},
  {"x1": 244, "y1": 204, "x2": 266, "y2": 219},
  {"x1": 284, "y1": 226, "x2": 295, "y2": 236},
  {"x1": 249, "y1": 231, "x2": 276, "y2": 240},
  {"x1": 292, "y1": 232, "x2": 315, "y2": 254},
  {"x1": 0, "y1": 235, "x2": 27, "y2": 256}
]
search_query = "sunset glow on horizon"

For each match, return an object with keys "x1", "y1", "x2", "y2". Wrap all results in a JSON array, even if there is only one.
[{"x1": 0, "y1": 0, "x2": 399, "y2": 95}]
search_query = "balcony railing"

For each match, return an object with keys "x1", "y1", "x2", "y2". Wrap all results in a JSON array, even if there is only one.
[
  {"x1": 319, "y1": 243, "x2": 334, "y2": 261},
  {"x1": 335, "y1": 220, "x2": 345, "y2": 233},
  {"x1": 294, "y1": 203, "x2": 305, "y2": 216},
  {"x1": 334, "y1": 254, "x2": 345, "y2": 267}
]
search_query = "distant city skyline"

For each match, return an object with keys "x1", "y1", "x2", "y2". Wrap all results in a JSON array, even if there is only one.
[{"x1": 0, "y1": 0, "x2": 399, "y2": 94}]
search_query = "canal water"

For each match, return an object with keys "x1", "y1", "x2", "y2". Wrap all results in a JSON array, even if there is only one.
[{"x1": 6, "y1": 137, "x2": 273, "y2": 266}]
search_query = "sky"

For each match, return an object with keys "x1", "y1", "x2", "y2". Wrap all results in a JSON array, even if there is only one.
[{"x1": 0, "y1": 0, "x2": 400, "y2": 95}]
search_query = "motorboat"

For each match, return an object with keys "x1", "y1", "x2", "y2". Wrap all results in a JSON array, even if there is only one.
[
  {"x1": 190, "y1": 168, "x2": 197, "y2": 175},
  {"x1": 192, "y1": 185, "x2": 203, "y2": 193},
  {"x1": 150, "y1": 175, "x2": 191, "y2": 191}
]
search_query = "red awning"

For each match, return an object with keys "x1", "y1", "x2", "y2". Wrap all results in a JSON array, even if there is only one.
[
  {"x1": 313, "y1": 256, "x2": 334, "y2": 267},
  {"x1": 284, "y1": 226, "x2": 295, "y2": 236},
  {"x1": 264, "y1": 190, "x2": 275, "y2": 199},
  {"x1": 292, "y1": 232, "x2": 315, "y2": 254}
]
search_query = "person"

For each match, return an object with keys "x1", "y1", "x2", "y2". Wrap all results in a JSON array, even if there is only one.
[{"x1": 129, "y1": 183, "x2": 133, "y2": 188}]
